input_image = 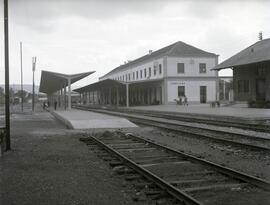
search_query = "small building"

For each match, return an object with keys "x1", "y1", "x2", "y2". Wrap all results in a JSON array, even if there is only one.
[
  {"x1": 213, "y1": 38, "x2": 270, "y2": 104},
  {"x1": 76, "y1": 41, "x2": 219, "y2": 106}
]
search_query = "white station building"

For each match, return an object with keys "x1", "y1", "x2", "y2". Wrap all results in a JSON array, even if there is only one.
[{"x1": 75, "y1": 41, "x2": 219, "y2": 106}]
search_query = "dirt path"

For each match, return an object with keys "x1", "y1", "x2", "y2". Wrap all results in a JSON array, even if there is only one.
[{"x1": 0, "y1": 111, "x2": 144, "y2": 205}]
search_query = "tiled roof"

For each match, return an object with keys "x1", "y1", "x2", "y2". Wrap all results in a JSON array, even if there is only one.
[
  {"x1": 213, "y1": 38, "x2": 270, "y2": 70},
  {"x1": 101, "y1": 41, "x2": 217, "y2": 78}
]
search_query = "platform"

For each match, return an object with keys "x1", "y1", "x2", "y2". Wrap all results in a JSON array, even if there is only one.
[{"x1": 52, "y1": 109, "x2": 137, "y2": 129}]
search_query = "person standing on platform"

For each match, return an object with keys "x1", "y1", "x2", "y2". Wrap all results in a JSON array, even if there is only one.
[
  {"x1": 184, "y1": 95, "x2": 188, "y2": 106},
  {"x1": 54, "y1": 101, "x2": 57, "y2": 110}
]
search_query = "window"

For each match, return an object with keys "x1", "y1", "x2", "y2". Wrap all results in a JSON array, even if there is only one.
[
  {"x1": 128, "y1": 73, "x2": 131, "y2": 81},
  {"x1": 133, "y1": 72, "x2": 135, "y2": 80},
  {"x1": 257, "y1": 67, "x2": 266, "y2": 76},
  {"x1": 199, "y1": 63, "x2": 206, "y2": 73},
  {"x1": 149, "y1": 67, "x2": 151, "y2": 77},
  {"x1": 125, "y1": 74, "x2": 128, "y2": 81},
  {"x1": 177, "y1": 63, "x2": 185, "y2": 73},
  {"x1": 154, "y1": 67, "x2": 156, "y2": 75},
  {"x1": 144, "y1": 68, "x2": 147, "y2": 78},
  {"x1": 178, "y1": 86, "x2": 185, "y2": 97},
  {"x1": 238, "y1": 80, "x2": 249, "y2": 93},
  {"x1": 140, "y1": 70, "x2": 143, "y2": 79},
  {"x1": 159, "y1": 64, "x2": 162, "y2": 74},
  {"x1": 136, "y1": 71, "x2": 138, "y2": 79}
]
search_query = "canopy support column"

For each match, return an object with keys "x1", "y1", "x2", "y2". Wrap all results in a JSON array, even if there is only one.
[
  {"x1": 126, "y1": 83, "x2": 129, "y2": 107},
  {"x1": 68, "y1": 77, "x2": 71, "y2": 110},
  {"x1": 116, "y1": 86, "x2": 119, "y2": 107}
]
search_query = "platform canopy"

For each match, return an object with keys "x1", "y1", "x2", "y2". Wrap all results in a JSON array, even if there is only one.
[
  {"x1": 39, "y1": 70, "x2": 95, "y2": 94},
  {"x1": 39, "y1": 70, "x2": 95, "y2": 110},
  {"x1": 74, "y1": 79, "x2": 126, "y2": 93}
]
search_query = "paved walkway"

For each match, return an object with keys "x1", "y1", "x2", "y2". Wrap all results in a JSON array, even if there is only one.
[
  {"x1": 53, "y1": 109, "x2": 137, "y2": 129},
  {"x1": 130, "y1": 104, "x2": 270, "y2": 120},
  {"x1": 0, "y1": 111, "x2": 142, "y2": 205}
]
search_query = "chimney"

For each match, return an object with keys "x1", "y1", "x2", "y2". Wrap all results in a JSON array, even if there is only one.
[
  {"x1": 258, "y1": 32, "x2": 263, "y2": 41},
  {"x1": 148, "y1": 50, "x2": 153, "y2": 54}
]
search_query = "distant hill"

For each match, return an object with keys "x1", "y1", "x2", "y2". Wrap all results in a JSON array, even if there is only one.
[
  {"x1": 0, "y1": 84, "x2": 80, "y2": 94},
  {"x1": 0, "y1": 84, "x2": 39, "y2": 93}
]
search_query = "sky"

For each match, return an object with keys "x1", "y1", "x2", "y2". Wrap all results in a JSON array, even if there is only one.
[{"x1": 0, "y1": 0, "x2": 269, "y2": 88}]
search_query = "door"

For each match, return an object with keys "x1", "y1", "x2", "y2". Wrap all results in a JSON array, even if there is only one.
[
  {"x1": 200, "y1": 86, "x2": 207, "y2": 103},
  {"x1": 178, "y1": 86, "x2": 185, "y2": 97},
  {"x1": 256, "y1": 79, "x2": 266, "y2": 101}
]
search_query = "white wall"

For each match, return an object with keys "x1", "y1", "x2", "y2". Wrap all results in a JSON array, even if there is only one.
[
  {"x1": 167, "y1": 57, "x2": 217, "y2": 77},
  {"x1": 167, "y1": 80, "x2": 216, "y2": 103},
  {"x1": 100, "y1": 58, "x2": 164, "y2": 82}
]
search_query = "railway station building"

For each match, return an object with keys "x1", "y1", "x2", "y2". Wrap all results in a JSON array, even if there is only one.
[
  {"x1": 75, "y1": 41, "x2": 219, "y2": 106},
  {"x1": 213, "y1": 38, "x2": 270, "y2": 105}
]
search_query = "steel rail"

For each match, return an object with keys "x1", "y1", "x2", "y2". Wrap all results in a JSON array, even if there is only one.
[
  {"x1": 73, "y1": 105, "x2": 270, "y2": 133},
  {"x1": 74, "y1": 106, "x2": 270, "y2": 141},
  {"x1": 121, "y1": 109, "x2": 270, "y2": 133},
  {"x1": 125, "y1": 133, "x2": 270, "y2": 191},
  {"x1": 90, "y1": 135, "x2": 202, "y2": 205},
  {"x1": 74, "y1": 106, "x2": 270, "y2": 151},
  {"x1": 131, "y1": 119, "x2": 270, "y2": 152}
]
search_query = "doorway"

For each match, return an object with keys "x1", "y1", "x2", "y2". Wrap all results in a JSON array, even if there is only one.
[
  {"x1": 256, "y1": 79, "x2": 266, "y2": 101},
  {"x1": 200, "y1": 86, "x2": 207, "y2": 103}
]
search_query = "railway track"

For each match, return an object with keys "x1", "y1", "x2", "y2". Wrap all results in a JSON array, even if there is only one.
[
  {"x1": 74, "y1": 105, "x2": 270, "y2": 133},
  {"x1": 74, "y1": 106, "x2": 270, "y2": 152},
  {"x1": 81, "y1": 131, "x2": 270, "y2": 205}
]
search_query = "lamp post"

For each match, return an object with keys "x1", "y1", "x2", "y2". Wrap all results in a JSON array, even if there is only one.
[
  {"x1": 4, "y1": 0, "x2": 11, "y2": 150},
  {"x1": 20, "y1": 42, "x2": 23, "y2": 112},
  {"x1": 32, "y1": 56, "x2": 36, "y2": 112}
]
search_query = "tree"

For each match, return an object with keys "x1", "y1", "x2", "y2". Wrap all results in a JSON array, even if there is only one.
[{"x1": 15, "y1": 90, "x2": 28, "y2": 99}]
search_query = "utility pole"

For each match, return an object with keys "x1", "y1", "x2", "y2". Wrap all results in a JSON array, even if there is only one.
[
  {"x1": 32, "y1": 56, "x2": 36, "y2": 112},
  {"x1": 4, "y1": 0, "x2": 11, "y2": 150},
  {"x1": 20, "y1": 42, "x2": 23, "y2": 112}
]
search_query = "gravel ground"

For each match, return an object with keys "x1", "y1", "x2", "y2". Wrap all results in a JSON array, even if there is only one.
[
  {"x1": 121, "y1": 126, "x2": 270, "y2": 181},
  {"x1": 0, "y1": 111, "x2": 146, "y2": 205}
]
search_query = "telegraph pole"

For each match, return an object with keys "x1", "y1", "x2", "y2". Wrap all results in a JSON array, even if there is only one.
[
  {"x1": 4, "y1": 0, "x2": 11, "y2": 150},
  {"x1": 32, "y1": 57, "x2": 36, "y2": 112},
  {"x1": 20, "y1": 42, "x2": 23, "y2": 112}
]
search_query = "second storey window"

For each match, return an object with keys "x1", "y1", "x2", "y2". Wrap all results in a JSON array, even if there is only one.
[
  {"x1": 149, "y1": 67, "x2": 151, "y2": 77},
  {"x1": 140, "y1": 70, "x2": 143, "y2": 79},
  {"x1": 144, "y1": 68, "x2": 147, "y2": 78},
  {"x1": 128, "y1": 73, "x2": 131, "y2": 81},
  {"x1": 159, "y1": 64, "x2": 162, "y2": 74},
  {"x1": 154, "y1": 67, "x2": 157, "y2": 75},
  {"x1": 133, "y1": 72, "x2": 135, "y2": 80},
  {"x1": 136, "y1": 71, "x2": 138, "y2": 79},
  {"x1": 177, "y1": 63, "x2": 185, "y2": 73},
  {"x1": 199, "y1": 63, "x2": 206, "y2": 73}
]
